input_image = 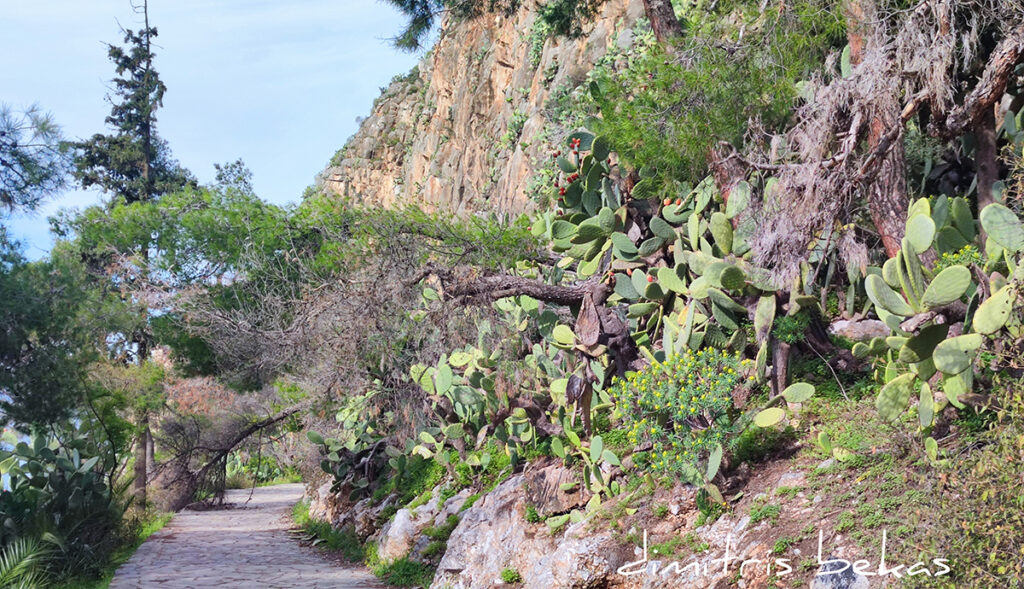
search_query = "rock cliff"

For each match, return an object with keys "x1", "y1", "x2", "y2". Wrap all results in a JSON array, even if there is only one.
[{"x1": 319, "y1": 0, "x2": 646, "y2": 216}]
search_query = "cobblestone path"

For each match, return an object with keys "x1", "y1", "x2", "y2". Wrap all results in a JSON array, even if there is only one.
[{"x1": 109, "y1": 483, "x2": 382, "y2": 589}]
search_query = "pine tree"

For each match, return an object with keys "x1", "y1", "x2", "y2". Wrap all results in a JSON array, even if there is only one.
[{"x1": 73, "y1": 8, "x2": 193, "y2": 204}]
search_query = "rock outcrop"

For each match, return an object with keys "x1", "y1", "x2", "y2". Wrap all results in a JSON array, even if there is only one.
[{"x1": 319, "y1": 0, "x2": 646, "y2": 216}]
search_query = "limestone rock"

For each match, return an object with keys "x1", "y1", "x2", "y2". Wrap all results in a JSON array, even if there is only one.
[
  {"x1": 319, "y1": 1, "x2": 646, "y2": 216},
  {"x1": 432, "y1": 475, "x2": 631, "y2": 589},
  {"x1": 829, "y1": 319, "x2": 890, "y2": 342},
  {"x1": 377, "y1": 493, "x2": 442, "y2": 561},
  {"x1": 523, "y1": 461, "x2": 588, "y2": 517}
]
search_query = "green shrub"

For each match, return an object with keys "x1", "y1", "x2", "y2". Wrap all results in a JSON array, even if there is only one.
[
  {"x1": 500, "y1": 567, "x2": 522, "y2": 583},
  {"x1": 591, "y1": 0, "x2": 843, "y2": 191},
  {"x1": 612, "y1": 349, "x2": 751, "y2": 479},
  {"x1": 0, "y1": 432, "x2": 123, "y2": 579},
  {"x1": 772, "y1": 311, "x2": 812, "y2": 344},
  {"x1": 524, "y1": 505, "x2": 542, "y2": 523}
]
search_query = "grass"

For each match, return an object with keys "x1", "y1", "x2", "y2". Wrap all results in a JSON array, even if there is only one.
[
  {"x1": 650, "y1": 537, "x2": 683, "y2": 558},
  {"x1": 372, "y1": 557, "x2": 435, "y2": 587},
  {"x1": 748, "y1": 502, "x2": 781, "y2": 526},
  {"x1": 291, "y1": 500, "x2": 365, "y2": 561},
  {"x1": 225, "y1": 472, "x2": 303, "y2": 489},
  {"x1": 294, "y1": 498, "x2": 437, "y2": 586},
  {"x1": 53, "y1": 511, "x2": 173, "y2": 589}
]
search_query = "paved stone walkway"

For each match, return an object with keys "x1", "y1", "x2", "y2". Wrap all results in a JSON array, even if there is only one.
[{"x1": 109, "y1": 483, "x2": 382, "y2": 589}]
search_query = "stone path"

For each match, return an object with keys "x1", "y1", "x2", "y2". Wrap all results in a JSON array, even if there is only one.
[{"x1": 109, "y1": 483, "x2": 382, "y2": 589}]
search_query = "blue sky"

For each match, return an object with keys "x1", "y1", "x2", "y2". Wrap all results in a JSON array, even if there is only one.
[{"x1": 1, "y1": 0, "x2": 422, "y2": 258}]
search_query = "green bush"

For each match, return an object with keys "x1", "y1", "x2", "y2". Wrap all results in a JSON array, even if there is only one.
[
  {"x1": 0, "y1": 432, "x2": 123, "y2": 579},
  {"x1": 613, "y1": 349, "x2": 752, "y2": 479},
  {"x1": 591, "y1": 0, "x2": 843, "y2": 190}
]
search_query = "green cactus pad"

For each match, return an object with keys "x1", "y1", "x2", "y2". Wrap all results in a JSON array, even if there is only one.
[
  {"x1": 644, "y1": 281, "x2": 666, "y2": 301},
  {"x1": 707, "y1": 287, "x2": 747, "y2": 315},
  {"x1": 720, "y1": 265, "x2": 746, "y2": 291},
  {"x1": 900, "y1": 237, "x2": 926, "y2": 304},
  {"x1": 886, "y1": 336, "x2": 909, "y2": 350},
  {"x1": 876, "y1": 373, "x2": 915, "y2": 421},
  {"x1": 650, "y1": 216, "x2": 677, "y2": 241},
  {"x1": 657, "y1": 266, "x2": 687, "y2": 294},
  {"x1": 782, "y1": 382, "x2": 815, "y2": 403},
  {"x1": 908, "y1": 197, "x2": 930, "y2": 219},
  {"x1": 935, "y1": 226, "x2": 970, "y2": 254},
  {"x1": 972, "y1": 285, "x2": 1015, "y2": 334},
  {"x1": 897, "y1": 323, "x2": 949, "y2": 363},
  {"x1": 710, "y1": 212, "x2": 733, "y2": 254},
  {"x1": 921, "y1": 265, "x2": 971, "y2": 308},
  {"x1": 725, "y1": 181, "x2": 751, "y2": 219},
  {"x1": 631, "y1": 269, "x2": 649, "y2": 296},
  {"x1": 687, "y1": 213, "x2": 701, "y2": 247},
  {"x1": 556, "y1": 156, "x2": 576, "y2": 173},
  {"x1": 689, "y1": 276, "x2": 710, "y2": 299},
  {"x1": 754, "y1": 295, "x2": 775, "y2": 344},
  {"x1": 919, "y1": 382, "x2": 934, "y2": 428},
  {"x1": 663, "y1": 203, "x2": 691, "y2": 225},
  {"x1": 591, "y1": 135, "x2": 611, "y2": 161},
  {"x1": 570, "y1": 220, "x2": 608, "y2": 243},
  {"x1": 931, "y1": 195, "x2": 949, "y2": 229},
  {"x1": 980, "y1": 203, "x2": 1024, "y2": 252},
  {"x1": 613, "y1": 273, "x2": 640, "y2": 300},
  {"x1": 566, "y1": 131, "x2": 594, "y2": 151},
  {"x1": 597, "y1": 207, "x2": 616, "y2": 233},
  {"x1": 906, "y1": 213, "x2": 936, "y2": 254},
  {"x1": 628, "y1": 302, "x2": 660, "y2": 317},
  {"x1": 911, "y1": 357, "x2": 937, "y2": 382},
  {"x1": 551, "y1": 220, "x2": 577, "y2": 240},
  {"x1": 866, "y1": 274, "x2": 914, "y2": 316},
  {"x1": 932, "y1": 333, "x2": 983, "y2": 375},
  {"x1": 868, "y1": 337, "x2": 888, "y2": 355},
  {"x1": 712, "y1": 302, "x2": 739, "y2": 331},
  {"x1": 637, "y1": 237, "x2": 666, "y2": 257},
  {"x1": 882, "y1": 257, "x2": 901, "y2": 288},
  {"x1": 610, "y1": 232, "x2": 638, "y2": 256},
  {"x1": 951, "y1": 197, "x2": 975, "y2": 241},
  {"x1": 943, "y1": 372, "x2": 969, "y2": 408},
  {"x1": 631, "y1": 178, "x2": 657, "y2": 200},
  {"x1": 582, "y1": 189, "x2": 602, "y2": 215}
]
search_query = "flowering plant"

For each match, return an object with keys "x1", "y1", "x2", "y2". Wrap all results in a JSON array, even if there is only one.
[{"x1": 612, "y1": 348, "x2": 753, "y2": 480}]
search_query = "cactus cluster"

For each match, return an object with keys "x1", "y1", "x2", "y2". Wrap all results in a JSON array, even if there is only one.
[{"x1": 840, "y1": 199, "x2": 1024, "y2": 435}]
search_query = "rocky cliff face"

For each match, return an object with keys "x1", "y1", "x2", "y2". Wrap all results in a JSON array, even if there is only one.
[{"x1": 320, "y1": 0, "x2": 645, "y2": 216}]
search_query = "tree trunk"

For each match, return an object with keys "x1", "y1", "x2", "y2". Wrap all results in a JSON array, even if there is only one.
[
  {"x1": 865, "y1": 115, "x2": 909, "y2": 258},
  {"x1": 846, "y1": 0, "x2": 907, "y2": 258},
  {"x1": 771, "y1": 339, "x2": 790, "y2": 397},
  {"x1": 133, "y1": 414, "x2": 148, "y2": 506},
  {"x1": 641, "y1": 0, "x2": 684, "y2": 44},
  {"x1": 146, "y1": 426, "x2": 155, "y2": 476},
  {"x1": 975, "y1": 107, "x2": 998, "y2": 241}
]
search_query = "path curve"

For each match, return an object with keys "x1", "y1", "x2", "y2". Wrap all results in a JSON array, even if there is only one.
[{"x1": 110, "y1": 483, "x2": 381, "y2": 589}]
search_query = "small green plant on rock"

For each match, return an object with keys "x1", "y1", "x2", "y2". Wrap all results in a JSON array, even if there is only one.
[{"x1": 500, "y1": 567, "x2": 522, "y2": 583}]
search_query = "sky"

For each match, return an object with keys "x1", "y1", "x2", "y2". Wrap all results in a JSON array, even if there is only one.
[{"x1": 1, "y1": 0, "x2": 423, "y2": 258}]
